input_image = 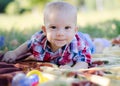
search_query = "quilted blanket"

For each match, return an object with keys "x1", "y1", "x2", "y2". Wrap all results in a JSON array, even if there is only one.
[{"x1": 0, "y1": 52, "x2": 104, "y2": 86}]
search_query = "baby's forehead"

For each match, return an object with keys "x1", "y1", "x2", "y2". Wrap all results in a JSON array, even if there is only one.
[
  {"x1": 44, "y1": 2, "x2": 77, "y2": 25},
  {"x1": 44, "y1": 2, "x2": 77, "y2": 16},
  {"x1": 45, "y1": 2, "x2": 76, "y2": 11},
  {"x1": 44, "y1": 10, "x2": 76, "y2": 23}
]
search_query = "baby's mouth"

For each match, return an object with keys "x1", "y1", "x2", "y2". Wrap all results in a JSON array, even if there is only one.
[{"x1": 55, "y1": 39, "x2": 65, "y2": 42}]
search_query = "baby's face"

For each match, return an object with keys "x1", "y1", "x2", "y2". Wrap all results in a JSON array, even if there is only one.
[{"x1": 42, "y1": 12, "x2": 77, "y2": 51}]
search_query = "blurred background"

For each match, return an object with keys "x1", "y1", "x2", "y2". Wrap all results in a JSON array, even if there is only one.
[{"x1": 0, "y1": 0, "x2": 120, "y2": 50}]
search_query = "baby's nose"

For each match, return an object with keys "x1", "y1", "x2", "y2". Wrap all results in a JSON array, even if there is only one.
[{"x1": 56, "y1": 29, "x2": 65, "y2": 36}]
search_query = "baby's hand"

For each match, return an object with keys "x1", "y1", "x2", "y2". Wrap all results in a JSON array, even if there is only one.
[
  {"x1": 2, "y1": 51, "x2": 17, "y2": 63},
  {"x1": 59, "y1": 65, "x2": 71, "y2": 69}
]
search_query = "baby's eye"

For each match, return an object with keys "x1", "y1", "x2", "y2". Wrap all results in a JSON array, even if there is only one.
[
  {"x1": 65, "y1": 26, "x2": 71, "y2": 29},
  {"x1": 50, "y1": 26, "x2": 56, "y2": 29}
]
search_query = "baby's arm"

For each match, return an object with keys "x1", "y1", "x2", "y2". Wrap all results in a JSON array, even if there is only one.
[
  {"x1": 59, "y1": 62, "x2": 88, "y2": 70},
  {"x1": 59, "y1": 65, "x2": 71, "y2": 69},
  {"x1": 72, "y1": 62, "x2": 88, "y2": 69},
  {"x1": 2, "y1": 41, "x2": 29, "y2": 63}
]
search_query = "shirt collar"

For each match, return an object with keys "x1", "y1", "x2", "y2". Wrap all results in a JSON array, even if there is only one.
[
  {"x1": 39, "y1": 33, "x2": 47, "y2": 50},
  {"x1": 68, "y1": 36, "x2": 78, "y2": 54},
  {"x1": 43, "y1": 40, "x2": 48, "y2": 50},
  {"x1": 41, "y1": 33, "x2": 79, "y2": 54}
]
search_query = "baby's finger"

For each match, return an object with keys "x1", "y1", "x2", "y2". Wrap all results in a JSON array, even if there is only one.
[
  {"x1": 8, "y1": 59, "x2": 15, "y2": 63},
  {"x1": 59, "y1": 65, "x2": 63, "y2": 68},
  {"x1": 2, "y1": 57, "x2": 12, "y2": 62}
]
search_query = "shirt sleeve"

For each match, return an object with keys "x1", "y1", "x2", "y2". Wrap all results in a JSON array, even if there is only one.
[
  {"x1": 27, "y1": 31, "x2": 43, "y2": 49},
  {"x1": 76, "y1": 45, "x2": 92, "y2": 64},
  {"x1": 75, "y1": 32, "x2": 92, "y2": 64},
  {"x1": 78, "y1": 32, "x2": 96, "y2": 54}
]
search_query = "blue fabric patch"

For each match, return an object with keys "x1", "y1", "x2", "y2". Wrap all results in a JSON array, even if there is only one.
[
  {"x1": 0, "y1": 36, "x2": 5, "y2": 47},
  {"x1": 81, "y1": 57, "x2": 85, "y2": 61}
]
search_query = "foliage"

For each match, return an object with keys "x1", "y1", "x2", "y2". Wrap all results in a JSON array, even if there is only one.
[
  {"x1": 29, "y1": 0, "x2": 51, "y2": 6},
  {"x1": 113, "y1": 20, "x2": 120, "y2": 34},
  {"x1": 5, "y1": 1, "x2": 21, "y2": 14},
  {"x1": 1, "y1": 0, "x2": 120, "y2": 14},
  {"x1": 84, "y1": 0, "x2": 96, "y2": 11},
  {"x1": 0, "y1": 0, "x2": 13, "y2": 13},
  {"x1": 5, "y1": 0, "x2": 52, "y2": 15},
  {"x1": 5, "y1": 0, "x2": 32, "y2": 14},
  {"x1": 79, "y1": 19, "x2": 120, "y2": 39}
]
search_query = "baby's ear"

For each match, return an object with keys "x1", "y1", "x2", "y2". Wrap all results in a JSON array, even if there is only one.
[
  {"x1": 75, "y1": 26, "x2": 78, "y2": 33},
  {"x1": 41, "y1": 26, "x2": 47, "y2": 35}
]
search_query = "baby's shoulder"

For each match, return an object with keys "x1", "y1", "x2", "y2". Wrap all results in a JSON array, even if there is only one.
[
  {"x1": 31, "y1": 31, "x2": 45, "y2": 40},
  {"x1": 75, "y1": 32, "x2": 86, "y2": 42}
]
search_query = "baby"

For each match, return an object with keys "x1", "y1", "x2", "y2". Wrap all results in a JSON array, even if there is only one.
[{"x1": 2, "y1": 1, "x2": 94, "y2": 70}]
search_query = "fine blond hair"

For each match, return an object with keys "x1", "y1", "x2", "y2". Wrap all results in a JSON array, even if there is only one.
[{"x1": 43, "y1": 1, "x2": 77, "y2": 25}]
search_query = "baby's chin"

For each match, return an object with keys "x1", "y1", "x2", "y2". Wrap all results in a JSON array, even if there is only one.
[
  {"x1": 55, "y1": 44, "x2": 66, "y2": 48},
  {"x1": 54, "y1": 42, "x2": 67, "y2": 47}
]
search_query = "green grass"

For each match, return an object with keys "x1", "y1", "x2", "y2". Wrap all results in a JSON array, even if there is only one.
[
  {"x1": 0, "y1": 27, "x2": 39, "y2": 50},
  {"x1": 80, "y1": 19, "x2": 120, "y2": 39}
]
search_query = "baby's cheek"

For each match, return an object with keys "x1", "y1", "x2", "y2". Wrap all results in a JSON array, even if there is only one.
[{"x1": 68, "y1": 35, "x2": 74, "y2": 41}]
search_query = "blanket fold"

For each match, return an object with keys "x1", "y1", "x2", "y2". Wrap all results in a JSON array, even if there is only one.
[{"x1": 0, "y1": 53, "x2": 104, "y2": 86}]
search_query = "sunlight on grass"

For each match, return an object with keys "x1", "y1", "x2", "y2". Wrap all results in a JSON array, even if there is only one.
[
  {"x1": 77, "y1": 10, "x2": 120, "y2": 27},
  {"x1": 0, "y1": 13, "x2": 43, "y2": 31}
]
